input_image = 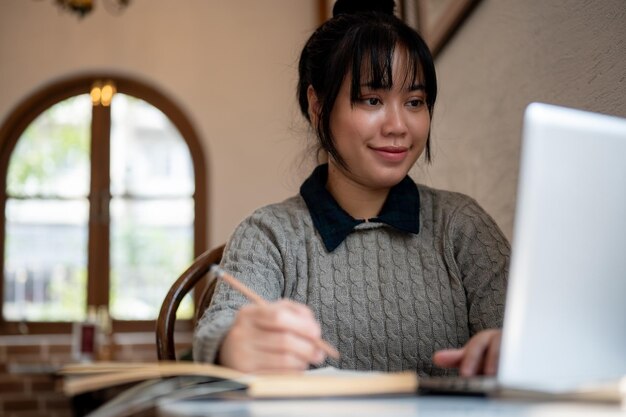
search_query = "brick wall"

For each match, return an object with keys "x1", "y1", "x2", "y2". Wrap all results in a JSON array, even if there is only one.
[{"x1": 0, "y1": 333, "x2": 192, "y2": 417}]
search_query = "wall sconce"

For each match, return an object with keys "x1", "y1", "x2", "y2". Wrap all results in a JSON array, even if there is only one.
[{"x1": 54, "y1": 0, "x2": 131, "y2": 18}]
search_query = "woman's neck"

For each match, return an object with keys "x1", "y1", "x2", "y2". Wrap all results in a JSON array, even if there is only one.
[{"x1": 326, "y1": 165, "x2": 390, "y2": 220}]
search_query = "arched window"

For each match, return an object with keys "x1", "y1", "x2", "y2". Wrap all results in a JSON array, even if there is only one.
[{"x1": 0, "y1": 75, "x2": 207, "y2": 334}]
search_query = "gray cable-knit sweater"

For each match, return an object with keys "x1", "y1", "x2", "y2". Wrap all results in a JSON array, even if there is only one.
[{"x1": 194, "y1": 184, "x2": 510, "y2": 376}]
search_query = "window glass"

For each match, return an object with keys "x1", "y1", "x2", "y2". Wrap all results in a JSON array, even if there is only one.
[
  {"x1": 109, "y1": 94, "x2": 195, "y2": 320},
  {"x1": 110, "y1": 94, "x2": 194, "y2": 197},
  {"x1": 110, "y1": 199, "x2": 194, "y2": 320},
  {"x1": 7, "y1": 95, "x2": 91, "y2": 197},
  {"x1": 3, "y1": 95, "x2": 91, "y2": 321}
]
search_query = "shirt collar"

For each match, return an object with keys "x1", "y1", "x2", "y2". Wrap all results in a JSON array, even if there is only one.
[{"x1": 300, "y1": 164, "x2": 420, "y2": 252}]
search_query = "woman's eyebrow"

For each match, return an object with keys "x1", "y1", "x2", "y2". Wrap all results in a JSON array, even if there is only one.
[
  {"x1": 407, "y1": 83, "x2": 425, "y2": 92},
  {"x1": 360, "y1": 82, "x2": 382, "y2": 89},
  {"x1": 359, "y1": 82, "x2": 425, "y2": 91}
]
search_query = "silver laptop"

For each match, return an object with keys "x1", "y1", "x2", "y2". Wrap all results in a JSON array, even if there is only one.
[{"x1": 421, "y1": 102, "x2": 626, "y2": 395}]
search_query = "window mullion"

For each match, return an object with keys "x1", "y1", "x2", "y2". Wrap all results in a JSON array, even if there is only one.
[{"x1": 87, "y1": 103, "x2": 111, "y2": 309}]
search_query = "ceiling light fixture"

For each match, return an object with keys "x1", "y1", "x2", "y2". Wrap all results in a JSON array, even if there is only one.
[{"x1": 54, "y1": 0, "x2": 131, "y2": 18}]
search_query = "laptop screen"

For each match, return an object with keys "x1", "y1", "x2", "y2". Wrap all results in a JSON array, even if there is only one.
[{"x1": 498, "y1": 102, "x2": 626, "y2": 392}]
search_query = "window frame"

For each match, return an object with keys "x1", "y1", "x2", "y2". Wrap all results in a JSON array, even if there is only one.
[{"x1": 0, "y1": 74, "x2": 208, "y2": 335}]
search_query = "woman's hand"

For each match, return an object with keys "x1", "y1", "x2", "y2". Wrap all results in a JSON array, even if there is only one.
[
  {"x1": 432, "y1": 329, "x2": 502, "y2": 377},
  {"x1": 217, "y1": 299, "x2": 327, "y2": 373}
]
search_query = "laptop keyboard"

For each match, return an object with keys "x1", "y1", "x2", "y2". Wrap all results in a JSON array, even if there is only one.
[{"x1": 418, "y1": 376, "x2": 499, "y2": 396}]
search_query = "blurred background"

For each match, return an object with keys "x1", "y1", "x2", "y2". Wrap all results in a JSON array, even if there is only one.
[{"x1": 0, "y1": 0, "x2": 624, "y2": 414}]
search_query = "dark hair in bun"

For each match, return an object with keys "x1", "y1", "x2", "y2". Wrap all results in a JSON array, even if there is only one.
[
  {"x1": 298, "y1": 0, "x2": 437, "y2": 167},
  {"x1": 332, "y1": 0, "x2": 395, "y2": 17}
]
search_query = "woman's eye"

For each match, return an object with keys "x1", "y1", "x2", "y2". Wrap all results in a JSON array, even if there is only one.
[
  {"x1": 407, "y1": 99, "x2": 425, "y2": 108},
  {"x1": 363, "y1": 97, "x2": 380, "y2": 106}
]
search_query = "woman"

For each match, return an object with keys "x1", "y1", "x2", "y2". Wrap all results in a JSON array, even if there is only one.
[{"x1": 194, "y1": 0, "x2": 509, "y2": 377}]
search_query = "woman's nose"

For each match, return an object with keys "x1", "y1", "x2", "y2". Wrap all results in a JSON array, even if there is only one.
[{"x1": 381, "y1": 105, "x2": 407, "y2": 137}]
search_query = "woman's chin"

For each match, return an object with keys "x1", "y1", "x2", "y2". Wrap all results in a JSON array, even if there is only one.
[{"x1": 366, "y1": 169, "x2": 409, "y2": 190}]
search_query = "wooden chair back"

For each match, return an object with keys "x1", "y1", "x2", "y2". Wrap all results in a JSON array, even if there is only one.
[{"x1": 156, "y1": 244, "x2": 225, "y2": 361}]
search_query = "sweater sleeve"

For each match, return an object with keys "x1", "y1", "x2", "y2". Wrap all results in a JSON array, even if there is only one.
[
  {"x1": 446, "y1": 198, "x2": 510, "y2": 335},
  {"x1": 193, "y1": 207, "x2": 287, "y2": 363}
]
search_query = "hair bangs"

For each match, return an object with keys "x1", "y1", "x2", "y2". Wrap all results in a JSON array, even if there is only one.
[
  {"x1": 349, "y1": 29, "x2": 395, "y2": 102},
  {"x1": 348, "y1": 30, "x2": 425, "y2": 103}
]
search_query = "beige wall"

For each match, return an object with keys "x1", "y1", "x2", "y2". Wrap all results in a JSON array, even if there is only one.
[
  {"x1": 419, "y1": 0, "x2": 626, "y2": 238},
  {"x1": 1, "y1": 0, "x2": 625, "y2": 247}
]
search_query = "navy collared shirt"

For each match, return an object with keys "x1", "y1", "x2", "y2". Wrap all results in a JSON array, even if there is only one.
[{"x1": 299, "y1": 164, "x2": 421, "y2": 252}]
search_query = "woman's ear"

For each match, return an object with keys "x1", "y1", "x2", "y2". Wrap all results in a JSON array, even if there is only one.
[{"x1": 307, "y1": 85, "x2": 321, "y2": 125}]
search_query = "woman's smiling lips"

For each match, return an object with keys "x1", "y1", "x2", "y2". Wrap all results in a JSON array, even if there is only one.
[{"x1": 370, "y1": 145, "x2": 409, "y2": 162}]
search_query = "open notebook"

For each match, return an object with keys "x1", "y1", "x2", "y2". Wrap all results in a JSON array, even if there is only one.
[{"x1": 420, "y1": 102, "x2": 626, "y2": 396}]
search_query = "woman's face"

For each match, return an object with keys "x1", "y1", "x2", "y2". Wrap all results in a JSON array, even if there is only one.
[{"x1": 327, "y1": 49, "x2": 430, "y2": 192}]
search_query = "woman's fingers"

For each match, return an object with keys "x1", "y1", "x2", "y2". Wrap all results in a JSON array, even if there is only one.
[
  {"x1": 458, "y1": 331, "x2": 490, "y2": 376},
  {"x1": 254, "y1": 300, "x2": 321, "y2": 333},
  {"x1": 227, "y1": 340, "x2": 313, "y2": 373},
  {"x1": 483, "y1": 331, "x2": 501, "y2": 376},
  {"x1": 433, "y1": 329, "x2": 502, "y2": 376},
  {"x1": 460, "y1": 329, "x2": 501, "y2": 376},
  {"x1": 251, "y1": 327, "x2": 326, "y2": 365},
  {"x1": 218, "y1": 300, "x2": 327, "y2": 372},
  {"x1": 245, "y1": 302, "x2": 325, "y2": 364},
  {"x1": 432, "y1": 348, "x2": 464, "y2": 369}
]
